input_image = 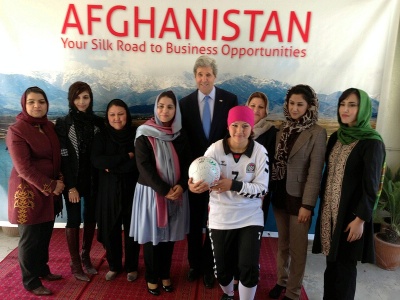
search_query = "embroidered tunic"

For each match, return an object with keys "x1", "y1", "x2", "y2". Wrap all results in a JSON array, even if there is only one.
[
  {"x1": 320, "y1": 140, "x2": 357, "y2": 255},
  {"x1": 7, "y1": 120, "x2": 62, "y2": 224}
]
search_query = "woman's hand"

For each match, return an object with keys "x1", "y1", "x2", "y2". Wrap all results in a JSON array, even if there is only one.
[
  {"x1": 128, "y1": 152, "x2": 134, "y2": 159},
  {"x1": 298, "y1": 207, "x2": 312, "y2": 224},
  {"x1": 166, "y1": 184, "x2": 183, "y2": 200},
  {"x1": 188, "y1": 178, "x2": 209, "y2": 193},
  {"x1": 68, "y1": 187, "x2": 80, "y2": 203},
  {"x1": 345, "y1": 216, "x2": 365, "y2": 242},
  {"x1": 209, "y1": 178, "x2": 232, "y2": 194},
  {"x1": 53, "y1": 180, "x2": 65, "y2": 196}
]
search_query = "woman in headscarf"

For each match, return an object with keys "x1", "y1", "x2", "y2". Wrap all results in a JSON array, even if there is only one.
[
  {"x1": 7, "y1": 86, "x2": 65, "y2": 295},
  {"x1": 246, "y1": 91, "x2": 278, "y2": 225},
  {"x1": 269, "y1": 84, "x2": 327, "y2": 300},
  {"x1": 130, "y1": 90, "x2": 190, "y2": 296},
  {"x1": 91, "y1": 99, "x2": 140, "y2": 282},
  {"x1": 312, "y1": 88, "x2": 385, "y2": 300},
  {"x1": 55, "y1": 81, "x2": 104, "y2": 281}
]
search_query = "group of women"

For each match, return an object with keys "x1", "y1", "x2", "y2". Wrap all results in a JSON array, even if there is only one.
[{"x1": 6, "y1": 82, "x2": 384, "y2": 300}]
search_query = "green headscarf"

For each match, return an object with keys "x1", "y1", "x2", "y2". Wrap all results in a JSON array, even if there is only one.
[{"x1": 337, "y1": 88, "x2": 383, "y2": 145}]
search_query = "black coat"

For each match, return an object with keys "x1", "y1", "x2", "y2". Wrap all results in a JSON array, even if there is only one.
[
  {"x1": 55, "y1": 114, "x2": 104, "y2": 195},
  {"x1": 312, "y1": 132, "x2": 385, "y2": 263},
  {"x1": 179, "y1": 87, "x2": 238, "y2": 160},
  {"x1": 255, "y1": 126, "x2": 278, "y2": 218},
  {"x1": 135, "y1": 130, "x2": 191, "y2": 195},
  {"x1": 91, "y1": 127, "x2": 139, "y2": 245}
]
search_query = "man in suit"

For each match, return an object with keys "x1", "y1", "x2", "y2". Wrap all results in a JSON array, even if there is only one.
[{"x1": 180, "y1": 55, "x2": 238, "y2": 289}]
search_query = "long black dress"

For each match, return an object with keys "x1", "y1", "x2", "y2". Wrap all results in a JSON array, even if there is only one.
[
  {"x1": 91, "y1": 126, "x2": 140, "y2": 273},
  {"x1": 312, "y1": 131, "x2": 385, "y2": 264}
]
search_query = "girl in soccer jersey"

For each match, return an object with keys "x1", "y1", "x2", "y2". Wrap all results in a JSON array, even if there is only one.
[{"x1": 189, "y1": 106, "x2": 269, "y2": 300}]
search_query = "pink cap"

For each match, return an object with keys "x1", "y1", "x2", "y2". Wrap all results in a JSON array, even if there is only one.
[{"x1": 227, "y1": 106, "x2": 254, "y2": 129}]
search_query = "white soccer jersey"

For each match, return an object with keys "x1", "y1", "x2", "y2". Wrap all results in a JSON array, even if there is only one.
[{"x1": 205, "y1": 138, "x2": 269, "y2": 230}]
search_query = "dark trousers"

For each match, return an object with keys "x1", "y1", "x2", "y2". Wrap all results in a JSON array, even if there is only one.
[
  {"x1": 105, "y1": 214, "x2": 140, "y2": 273},
  {"x1": 323, "y1": 256, "x2": 357, "y2": 300},
  {"x1": 18, "y1": 221, "x2": 54, "y2": 290},
  {"x1": 64, "y1": 195, "x2": 96, "y2": 228},
  {"x1": 187, "y1": 191, "x2": 214, "y2": 274},
  {"x1": 210, "y1": 226, "x2": 263, "y2": 288},
  {"x1": 143, "y1": 241, "x2": 175, "y2": 284}
]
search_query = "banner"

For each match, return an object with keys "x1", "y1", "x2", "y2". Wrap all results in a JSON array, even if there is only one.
[{"x1": 0, "y1": 0, "x2": 399, "y2": 227}]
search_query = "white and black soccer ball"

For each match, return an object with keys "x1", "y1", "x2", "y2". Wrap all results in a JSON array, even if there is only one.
[{"x1": 188, "y1": 156, "x2": 221, "y2": 186}]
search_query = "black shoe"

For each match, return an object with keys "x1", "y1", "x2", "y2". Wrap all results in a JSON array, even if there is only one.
[
  {"x1": 187, "y1": 268, "x2": 200, "y2": 282},
  {"x1": 31, "y1": 285, "x2": 52, "y2": 296},
  {"x1": 203, "y1": 273, "x2": 215, "y2": 289},
  {"x1": 127, "y1": 271, "x2": 138, "y2": 282},
  {"x1": 220, "y1": 293, "x2": 234, "y2": 300},
  {"x1": 162, "y1": 284, "x2": 174, "y2": 292},
  {"x1": 42, "y1": 273, "x2": 62, "y2": 281},
  {"x1": 269, "y1": 284, "x2": 286, "y2": 299},
  {"x1": 282, "y1": 296, "x2": 293, "y2": 300},
  {"x1": 147, "y1": 283, "x2": 160, "y2": 296},
  {"x1": 161, "y1": 279, "x2": 174, "y2": 292}
]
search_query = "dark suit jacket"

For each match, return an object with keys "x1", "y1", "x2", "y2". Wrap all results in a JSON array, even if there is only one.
[{"x1": 179, "y1": 86, "x2": 238, "y2": 160}]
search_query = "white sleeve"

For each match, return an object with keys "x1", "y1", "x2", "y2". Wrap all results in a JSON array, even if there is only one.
[
  {"x1": 204, "y1": 142, "x2": 217, "y2": 159},
  {"x1": 238, "y1": 145, "x2": 269, "y2": 198}
]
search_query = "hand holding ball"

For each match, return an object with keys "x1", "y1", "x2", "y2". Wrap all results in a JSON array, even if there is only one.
[{"x1": 188, "y1": 156, "x2": 221, "y2": 186}]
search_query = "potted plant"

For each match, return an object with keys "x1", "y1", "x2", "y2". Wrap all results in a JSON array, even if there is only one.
[{"x1": 374, "y1": 166, "x2": 400, "y2": 270}]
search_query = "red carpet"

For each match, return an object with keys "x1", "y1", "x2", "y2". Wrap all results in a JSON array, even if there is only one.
[{"x1": 0, "y1": 229, "x2": 308, "y2": 299}]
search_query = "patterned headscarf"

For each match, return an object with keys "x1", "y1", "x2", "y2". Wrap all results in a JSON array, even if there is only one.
[{"x1": 272, "y1": 84, "x2": 319, "y2": 180}]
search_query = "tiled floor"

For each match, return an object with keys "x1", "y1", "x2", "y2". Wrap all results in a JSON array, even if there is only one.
[{"x1": 1, "y1": 226, "x2": 399, "y2": 299}]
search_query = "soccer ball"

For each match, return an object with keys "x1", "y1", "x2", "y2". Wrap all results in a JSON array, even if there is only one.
[{"x1": 188, "y1": 156, "x2": 221, "y2": 186}]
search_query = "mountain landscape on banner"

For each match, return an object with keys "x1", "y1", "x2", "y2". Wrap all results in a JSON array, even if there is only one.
[{"x1": 0, "y1": 72, "x2": 379, "y2": 119}]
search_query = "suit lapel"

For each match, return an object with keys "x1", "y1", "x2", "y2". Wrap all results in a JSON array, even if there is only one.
[
  {"x1": 210, "y1": 87, "x2": 228, "y2": 141},
  {"x1": 289, "y1": 130, "x2": 312, "y2": 158},
  {"x1": 191, "y1": 92, "x2": 202, "y2": 127}
]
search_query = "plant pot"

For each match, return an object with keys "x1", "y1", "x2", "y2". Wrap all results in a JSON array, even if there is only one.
[
  {"x1": 380, "y1": 221, "x2": 390, "y2": 233},
  {"x1": 374, "y1": 233, "x2": 400, "y2": 270}
]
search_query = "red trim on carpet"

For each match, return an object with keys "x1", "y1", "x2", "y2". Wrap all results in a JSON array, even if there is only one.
[{"x1": 0, "y1": 229, "x2": 308, "y2": 299}]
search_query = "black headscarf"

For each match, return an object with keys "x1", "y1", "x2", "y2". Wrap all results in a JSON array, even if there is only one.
[{"x1": 105, "y1": 99, "x2": 135, "y2": 148}]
